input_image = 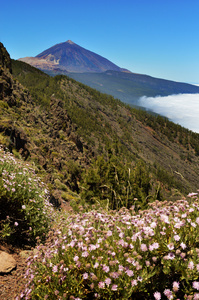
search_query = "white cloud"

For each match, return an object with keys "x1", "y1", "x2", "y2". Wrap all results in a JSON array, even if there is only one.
[{"x1": 139, "y1": 94, "x2": 199, "y2": 133}]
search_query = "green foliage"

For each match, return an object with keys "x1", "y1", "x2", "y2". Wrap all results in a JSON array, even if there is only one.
[
  {"x1": 81, "y1": 153, "x2": 151, "y2": 211},
  {"x1": 0, "y1": 147, "x2": 53, "y2": 246}
]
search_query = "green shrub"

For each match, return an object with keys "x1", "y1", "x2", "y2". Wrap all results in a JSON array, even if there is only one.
[
  {"x1": 81, "y1": 155, "x2": 151, "y2": 210},
  {"x1": 0, "y1": 146, "x2": 53, "y2": 246}
]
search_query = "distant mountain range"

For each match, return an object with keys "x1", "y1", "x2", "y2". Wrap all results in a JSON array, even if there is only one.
[{"x1": 19, "y1": 40, "x2": 199, "y2": 105}]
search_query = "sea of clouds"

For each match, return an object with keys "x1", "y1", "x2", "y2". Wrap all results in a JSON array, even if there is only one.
[{"x1": 139, "y1": 93, "x2": 199, "y2": 133}]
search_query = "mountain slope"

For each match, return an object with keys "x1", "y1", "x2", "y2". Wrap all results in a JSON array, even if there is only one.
[
  {"x1": 68, "y1": 70, "x2": 199, "y2": 104},
  {"x1": 11, "y1": 62, "x2": 199, "y2": 197},
  {"x1": 1, "y1": 43, "x2": 199, "y2": 208},
  {"x1": 19, "y1": 40, "x2": 128, "y2": 73},
  {"x1": 18, "y1": 40, "x2": 199, "y2": 105}
]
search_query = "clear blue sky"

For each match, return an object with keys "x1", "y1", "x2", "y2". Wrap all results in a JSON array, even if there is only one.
[{"x1": 1, "y1": 0, "x2": 199, "y2": 83}]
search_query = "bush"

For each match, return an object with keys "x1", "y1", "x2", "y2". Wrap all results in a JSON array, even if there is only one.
[
  {"x1": 81, "y1": 156, "x2": 151, "y2": 210},
  {"x1": 0, "y1": 146, "x2": 53, "y2": 246},
  {"x1": 19, "y1": 193, "x2": 199, "y2": 299}
]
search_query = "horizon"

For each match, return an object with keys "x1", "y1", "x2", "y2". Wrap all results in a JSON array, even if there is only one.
[{"x1": 1, "y1": 0, "x2": 199, "y2": 84}]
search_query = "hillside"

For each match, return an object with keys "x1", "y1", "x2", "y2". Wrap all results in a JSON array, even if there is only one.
[
  {"x1": 1, "y1": 42, "x2": 199, "y2": 209},
  {"x1": 18, "y1": 40, "x2": 199, "y2": 104},
  {"x1": 68, "y1": 70, "x2": 199, "y2": 104}
]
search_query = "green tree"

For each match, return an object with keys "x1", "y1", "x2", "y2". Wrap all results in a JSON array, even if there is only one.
[{"x1": 81, "y1": 153, "x2": 151, "y2": 211}]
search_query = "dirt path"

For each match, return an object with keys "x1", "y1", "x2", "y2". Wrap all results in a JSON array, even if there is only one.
[{"x1": 0, "y1": 247, "x2": 29, "y2": 300}]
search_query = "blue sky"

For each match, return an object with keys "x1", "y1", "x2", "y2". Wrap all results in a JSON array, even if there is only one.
[{"x1": 1, "y1": 0, "x2": 199, "y2": 83}]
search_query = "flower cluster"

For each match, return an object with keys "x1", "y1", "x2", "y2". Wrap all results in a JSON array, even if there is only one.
[
  {"x1": 19, "y1": 193, "x2": 199, "y2": 299},
  {"x1": 0, "y1": 146, "x2": 53, "y2": 245}
]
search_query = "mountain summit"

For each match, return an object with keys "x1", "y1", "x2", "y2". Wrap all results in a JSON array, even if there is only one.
[
  {"x1": 18, "y1": 40, "x2": 199, "y2": 104},
  {"x1": 19, "y1": 40, "x2": 128, "y2": 73}
]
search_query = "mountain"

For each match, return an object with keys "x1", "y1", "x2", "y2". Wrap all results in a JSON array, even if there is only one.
[
  {"x1": 18, "y1": 40, "x2": 199, "y2": 105},
  {"x1": 19, "y1": 40, "x2": 129, "y2": 73},
  {"x1": 1, "y1": 42, "x2": 199, "y2": 209}
]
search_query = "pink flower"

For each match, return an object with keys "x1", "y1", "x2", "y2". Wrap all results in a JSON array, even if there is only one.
[
  {"x1": 140, "y1": 243, "x2": 148, "y2": 252},
  {"x1": 154, "y1": 291, "x2": 161, "y2": 300},
  {"x1": 160, "y1": 214, "x2": 169, "y2": 224},
  {"x1": 188, "y1": 192, "x2": 198, "y2": 197},
  {"x1": 94, "y1": 262, "x2": 99, "y2": 268},
  {"x1": 126, "y1": 269, "x2": 134, "y2": 277},
  {"x1": 52, "y1": 265, "x2": 58, "y2": 273},
  {"x1": 14, "y1": 222, "x2": 18, "y2": 226},
  {"x1": 167, "y1": 253, "x2": 175, "y2": 260},
  {"x1": 193, "y1": 281, "x2": 199, "y2": 290},
  {"x1": 110, "y1": 272, "x2": 119, "y2": 279},
  {"x1": 149, "y1": 242, "x2": 159, "y2": 251},
  {"x1": 118, "y1": 265, "x2": 124, "y2": 271},
  {"x1": 111, "y1": 284, "x2": 118, "y2": 291},
  {"x1": 167, "y1": 243, "x2": 174, "y2": 250},
  {"x1": 194, "y1": 293, "x2": 199, "y2": 300},
  {"x1": 180, "y1": 242, "x2": 186, "y2": 249},
  {"x1": 131, "y1": 279, "x2": 138, "y2": 287},
  {"x1": 82, "y1": 251, "x2": 89, "y2": 257},
  {"x1": 150, "y1": 222, "x2": 157, "y2": 228},
  {"x1": 89, "y1": 244, "x2": 97, "y2": 251},
  {"x1": 119, "y1": 232, "x2": 124, "y2": 238},
  {"x1": 174, "y1": 221, "x2": 184, "y2": 229},
  {"x1": 83, "y1": 272, "x2": 88, "y2": 279},
  {"x1": 74, "y1": 255, "x2": 79, "y2": 262},
  {"x1": 164, "y1": 289, "x2": 172, "y2": 299},
  {"x1": 106, "y1": 230, "x2": 112, "y2": 237},
  {"x1": 69, "y1": 240, "x2": 76, "y2": 247},
  {"x1": 153, "y1": 242, "x2": 159, "y2": 249},
  {"x1": 102, "y1": 265, "x2": 110, "y2": 273},
  {"x1": 145, "y1": 260, "x2": 151, "y2": 267},
  {"x1": 172, "y1": 281, "x2": 180, "y2": 292},
  {"x1": 174, "y1": 235, "x2": 180, "y2": 241},
  {"x1": 188, "y1": 261, "x2": 194, "y2": 270},
  {"x1": 98, "y1": 281, "x2": 105, "y2": 289},
  {"x1": 104, "y1": 277, "x2": 111, "y2": 286}
]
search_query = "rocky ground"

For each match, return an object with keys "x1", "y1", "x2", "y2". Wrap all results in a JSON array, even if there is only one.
[{"x1": 0, "y1": 245, "x2": 29, "y2": 300}]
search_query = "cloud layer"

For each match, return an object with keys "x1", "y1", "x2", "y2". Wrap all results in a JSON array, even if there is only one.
[{"x1": 139, "y1": 94, "x2": 199, "y2": 133}]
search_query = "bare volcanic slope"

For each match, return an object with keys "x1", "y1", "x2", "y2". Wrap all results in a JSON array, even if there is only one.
[{"x1": 19, "y1": 40, "x2": 127, "y2": 73}]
